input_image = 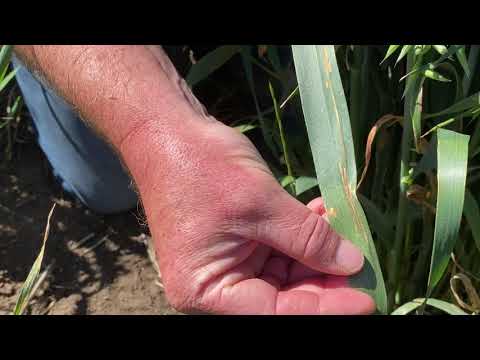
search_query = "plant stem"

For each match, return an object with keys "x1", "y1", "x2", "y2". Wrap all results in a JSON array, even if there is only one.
[
  {"x1": 389, "y1": 51, "x2": 418, "y2": 310},
  {"x1": 269, "y1": 82, "x2": 294, "y2": 194},
  {"x1": 399, "y1": 221, "x2": 413, "y2": 303},
  {"x1": 241, "y1": 47, "x2": 278, "y2": 159}
]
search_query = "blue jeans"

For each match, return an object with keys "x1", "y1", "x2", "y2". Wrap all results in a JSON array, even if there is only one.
[{"x1": 13, "y1": 58, "x2": 138, "y2": 214}]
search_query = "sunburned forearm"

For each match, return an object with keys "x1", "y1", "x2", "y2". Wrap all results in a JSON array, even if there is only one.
[{"x1": 13, "y1": 45, "x2": 215, "y2": 185}]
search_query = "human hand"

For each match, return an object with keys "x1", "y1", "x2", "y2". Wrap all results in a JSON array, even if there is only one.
[
  {"x1": 10, "y1": 45, "x2": 374, "y2": 314},
  {"x1": 127, "y1": 120, "x2": 376, "y2": 315}
]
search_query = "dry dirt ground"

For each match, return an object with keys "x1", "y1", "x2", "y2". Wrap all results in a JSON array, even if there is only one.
[{"x1": 0, "y1": 141, "x2": 179, "y2": 315}]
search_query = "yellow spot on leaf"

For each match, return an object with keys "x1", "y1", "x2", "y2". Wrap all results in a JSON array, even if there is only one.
[
  {"x1": 322, "y1": 47, "x2": 332, "y2": 73},
  {"x1": 327, "y1": 208, "x2": 337, "y2": 218}
]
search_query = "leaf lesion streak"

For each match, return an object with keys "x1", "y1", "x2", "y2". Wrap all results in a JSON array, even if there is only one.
[
  {"x1": 321, "y1": 47, "x2": 349, "y2": 180},
  {"x1": 340, "y1": 164, "x2": 369, "y2": 245},
  {"x1": 321, "y1": 47, "x2": 367, "y2": 244}
]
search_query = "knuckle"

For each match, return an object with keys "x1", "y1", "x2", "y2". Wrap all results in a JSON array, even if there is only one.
[
  {"x1": 298, "y1": 212, "x2": 339, "y2": 264},
  {"x1": 212, "y1": 182, "x2": 270, "y2": 237}
]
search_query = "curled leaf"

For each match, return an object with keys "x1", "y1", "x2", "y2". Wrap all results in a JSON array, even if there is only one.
[{"x1": 357, "y1": 114, "x2": 402, "y2": 190}]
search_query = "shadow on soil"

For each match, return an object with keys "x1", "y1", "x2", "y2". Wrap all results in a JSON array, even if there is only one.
[{"x1": 0, "y1": 141, "x2": 173, "y2": 314}]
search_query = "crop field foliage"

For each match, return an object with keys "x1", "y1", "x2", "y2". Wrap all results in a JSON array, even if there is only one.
[{"x1": 3, "y1": 45, "x2": 480, "y2": 315}]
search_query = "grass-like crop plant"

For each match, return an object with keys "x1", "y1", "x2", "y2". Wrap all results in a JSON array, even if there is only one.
[
  {"x1": 13, "y1": 204, "x2": 56, "y2": 315},
  {"x1": 1, "y1": 45, "x2": 23, "y2": 164},
  {"x1": 186, "y1": 44, "x2": 480, "y2": 314},
  {"x1": 0, "y1": 46, "x2": 17, "y2": 93},
  {"x1": 291, "y1": 45, "x2": 480, "y2": 314},
  {"x1": 292, "y1": 46, "x2": 388, "y2": 313},
  {"x1": 10, "y1": 44, "x2": 480, "y2": 314}
]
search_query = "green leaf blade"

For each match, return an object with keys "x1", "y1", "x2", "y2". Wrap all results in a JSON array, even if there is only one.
[
  {"x1": 392, "y1": 298, "x2": 468, "y2": 315},
  {"x1": 295, "y1": 176, "x2": 318, "y2": 196},
  {"x1": 396, "y1": 45, "x2": 412, "y2": 65},
  {"x1": 432, "y1": 45, "x2": 448, "y2": 56},
  {"x1": 455, "y1": 45, "x2": 470, "y2": 78},
  {"x1": 233, "y1": 123, "x2": 257, "y2": 133},
  {"x1": 401, "y1": 45, "x2": 463, "y2": 82},
  {"x1": 381, "y1": 45, "x2": 400, "y2": 64},
  {"x1": 423, "y1": 92, "x2": 480, "y2": 120},
  {"x1": 292, "y1": 45, "x2": 387, "y2": 314},
  {"x1": 0, "y1": 67, "x2": 18, "y2": 93},
  {"x1": 186, "y1": 45, "x2": 241, "y2": 87},
  {"x1": 424, "y1": 69, "x2": 451, "y2": 83},
  {"x1": 428, "y1": 129, "x2": 469, "y2": 293},
  {"x1": 13, "y1": 204, "x2": 56, "y2": 315},
  {"x1": 0, "y1": 45, "x2": 13, "y2": 78}
]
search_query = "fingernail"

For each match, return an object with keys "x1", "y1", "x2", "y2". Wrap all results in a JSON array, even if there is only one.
[{"x1": 335, "y1": 240, "x2": 364, "y2": 273}]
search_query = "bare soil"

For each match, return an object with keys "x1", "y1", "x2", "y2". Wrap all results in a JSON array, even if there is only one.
[{"x1": 0, "y1": 142, "x2": 179, "y2": 315}]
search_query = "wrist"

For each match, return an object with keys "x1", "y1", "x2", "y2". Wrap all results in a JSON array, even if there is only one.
[{"x1": 118, "y1": 109, "x2": 216, "y2": 200}]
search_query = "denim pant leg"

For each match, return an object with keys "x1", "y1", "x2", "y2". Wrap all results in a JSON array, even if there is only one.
[{"x1": 12, "y1": 58, "x2": 138, "y2": 214}]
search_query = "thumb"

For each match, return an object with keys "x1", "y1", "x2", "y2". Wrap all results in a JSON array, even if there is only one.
[{"x1": 255, "y1": 190, "x2": 364, "y2": 276}]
